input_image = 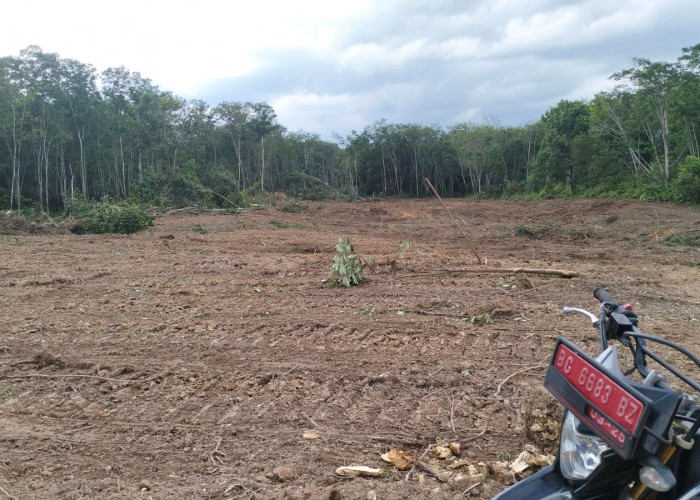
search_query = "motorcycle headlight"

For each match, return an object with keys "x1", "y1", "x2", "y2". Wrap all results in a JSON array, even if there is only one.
[{"x1": 559, "y1": 411, "x2": 610, "y2": 481}]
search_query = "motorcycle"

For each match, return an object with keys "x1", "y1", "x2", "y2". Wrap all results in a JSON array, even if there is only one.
[{"x1": 493, "y1": 287, "x2": 700, "y2": 499}]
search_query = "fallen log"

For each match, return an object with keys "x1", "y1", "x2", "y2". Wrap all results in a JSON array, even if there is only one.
[{"x1": 397, "y1": 267, "x2": 579, "y2": 279}]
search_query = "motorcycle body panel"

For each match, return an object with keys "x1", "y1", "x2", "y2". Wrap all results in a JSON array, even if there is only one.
[
  {"x1": 678, "y1": 428, "x2": 700, "y2": 496},
  {"x1": 492, "y1": 291, "x2": 700, "y2": 499},
  {"x1": 491, "y1": 465, "x2": 573, "y2": 500},
  {"x1": 493, "y1": 453, "x2": 635, "y2": 500}
]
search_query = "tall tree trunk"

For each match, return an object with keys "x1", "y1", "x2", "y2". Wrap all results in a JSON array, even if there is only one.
[
  {"x1": 380, "y1": 144, "x2": 387, "y2": 194},
  {"x1": 233, "y1": 131, "x2": 243, "y2": 187},
  {"x1": 456, "y1": 157, "x2": 468, "y2": 193},
  {"x1": 77, "y1": 128, "x2": 87, "y2": 196},
  {"x1": 120, "y1": 135, "x2": 126, "y2": 197},
  {"x1": 10, "y1": 105, "x2": 21, "y2": 211},
  {"x1": 659, "y1": 105, "x2": 671, "y2": 187},
  {"x1": 113, "y1": 139, "x2": 121, "y2": 196},
  {"x1": 36, "y1": 147, "x2": 44, "y2": 210},
  {"x1": 391, "y1": 148, "x2": 400, "y2": 194},
  {"x1": 567, "y1": 165, "x2": 575, "y2": 195},
  {"x1": 687, "y1": 122, "x2": 699, "y2": 157},
  {"x1": 260, "y1": 136, "x2": 265, "y2": 190},
  {"x1": 412, "y1": 146, "x2": 420, "y2": 197},
  {"x1": 59, "y1": 148, "x2": 67, "y2": 208},
  {"x1": 43, "y1": 141, "x2": 50, "y2": 212}
]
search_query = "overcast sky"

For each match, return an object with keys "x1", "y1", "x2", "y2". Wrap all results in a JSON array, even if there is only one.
[{"x1": 2, "y1": 0, "x2": 699, "y2": 140}]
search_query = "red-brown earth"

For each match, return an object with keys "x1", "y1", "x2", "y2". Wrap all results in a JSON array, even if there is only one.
[{"x1": 1, "y1": 198, "x2": 699, "y2": 499}]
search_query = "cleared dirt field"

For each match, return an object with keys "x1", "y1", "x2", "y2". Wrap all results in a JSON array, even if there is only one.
[{"x1": 1, "y1": 198, "x2": 700, "y2": 499}]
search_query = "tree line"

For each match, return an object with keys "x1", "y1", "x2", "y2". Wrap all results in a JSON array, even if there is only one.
[{"x1": 1, "y1": 44, "x2": 699, "y2": 213}]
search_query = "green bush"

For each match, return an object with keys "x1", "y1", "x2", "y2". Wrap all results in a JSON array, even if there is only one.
[
  {"x1": 68, "y1": 198, "x2": 154, "y2": 234},
  {"x1": 199, "y1": 166, "x2": 245, "y2": 207},
  {"x1": 330, "y1": 237, "x2": 364, "y2": 287},
  {"x1": 0, "y1": 187, "x2": 10, "y2": 209},
  {"x1": 131, "y1": 162, "x2": 208, "y2": 208},
  {"x1": 675, "y1": 156, "x2": 700, "y2": 204},
  {"x1": 277, "y1": 198, "x2": 305, "y2": 213},
  {"x1": 131, "y1": 162, "x2": 248, "y2": 209}
]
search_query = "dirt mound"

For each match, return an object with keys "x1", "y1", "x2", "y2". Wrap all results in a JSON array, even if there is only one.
[{"x1": 0, "y1": 211, "x2": 69, "y2": 235}]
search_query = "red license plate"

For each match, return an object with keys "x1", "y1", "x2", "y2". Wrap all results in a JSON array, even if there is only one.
[
  {"x1": 552, "y1": 342, "x2": 645, "y2": 435},
  {"x1": 586, "y1": 406, "x2": 626, "y2": 446}
]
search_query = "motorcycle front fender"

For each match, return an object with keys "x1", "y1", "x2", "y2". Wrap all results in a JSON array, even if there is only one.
[
  {"x1": 677, "y1": 481, "x2": 700, "y2": 500},
  {"x1": 491, "y1": 464, "x2": 574, "y2": 500}
]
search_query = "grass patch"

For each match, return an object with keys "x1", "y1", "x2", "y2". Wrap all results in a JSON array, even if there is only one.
[
  {"x1": 512, "y1": 220, "x2": 560, "y2": 240},
  {"x1": 510, "y1": 220, "x2": 595, "y2": 241},
  {"x1": 269, "y1": 220, "x2": 304, "y2": 229},
  {"x1": 0, "y1": 388, "x2": 12, "y2": 401},
  {"x1": 661, "y1": 230, "x2": 700, "y2": 247},
  {"x1": 276, "y1": 199, "x2": 305, "y2": 213}
]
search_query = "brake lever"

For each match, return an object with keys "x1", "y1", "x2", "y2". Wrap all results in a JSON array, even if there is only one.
[{"x1": 563, "y1": 307, "x2": 600, "y2": 328}]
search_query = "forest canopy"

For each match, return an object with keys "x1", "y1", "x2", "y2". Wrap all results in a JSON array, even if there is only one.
[{"x1": 1, "y1": 44, "x2": 700, "y2": 213}]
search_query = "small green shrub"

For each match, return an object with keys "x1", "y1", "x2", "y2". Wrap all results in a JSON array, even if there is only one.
[
  {"x1": 330, "y1": 237, "x2": 364, "y2": 287},
  {"x1": 661, "y1": 231, "x2": 700, "y2": 247},
  {"x1": 511, "y1": 219, "x2": 561, "y2": 240},
  {"x1": 269, "y1": 220, "x2": 289, "y2": 228},
  {"x1": 277, "y1": 199, "x2": 305, "y2": 213},
  {"x1": 469, "y1": 313, "x2": 494, "y2": 325},
  {"x1": 513, "y1": 224, "x2": 538, "y2": 239},
  {"x1": 69, "y1": 198, "x2": 154, "y2": 234},
  {"x1": 675, "y1": 156, "x2": 700, "y2": 204}
]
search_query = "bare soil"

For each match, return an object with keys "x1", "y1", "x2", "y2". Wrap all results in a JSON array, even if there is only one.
[{"x1": 1, "y1": 198, "x2": 699, "y2": 500}]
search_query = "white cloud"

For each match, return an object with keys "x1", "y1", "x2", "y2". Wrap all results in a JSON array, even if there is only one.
[
  {"x1": 587, "y1": 4, "x2": 657, "y2": 35},
  {"x1": 486, "y1": 1, "x2": 659, "y2": 56},
  {"x1": 450, "y1": 107, "x2": 484, "y2": 125},
  {"x1": 272, "y1": 92, "x2": 364, "y2": 136},
  {"x1": 1, "y1": 0, "x2": 374, "y2": 96},
  {"x1": 338, "y1": 39, "x2": 429, "y2": 73},
  {"x1": 498, "y1": 7, "x2": 583, "y2": 52},
  {"x1": 564, "y1": 73, "x2": 618, "y2": 102},
  {"x1": 435, "y1": 37, "x2": 482, "y2": 60}
]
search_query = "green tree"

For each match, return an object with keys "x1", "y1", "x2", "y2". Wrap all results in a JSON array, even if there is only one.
[
  {"x1": 449, "y1": 123, "x2": 505, "y2": 195},
  {"x1": 249, "y1": 102, "x2": 283, "y2": 190},
  {"x1": 0, "y1": 56, "x2": 29, "y2": 211},
  {"x1": 60, "y1": 57, "x2": 99, "y2": 202},
  {"x1": 215, "y1": 101, "x2": 251, "y2": 186},
  {"x1": 531, "y1": 100, "x2": 589, "y2": 194},
  {"x1": 612, "y1": 58, "x2": 683, "y2": 187}
]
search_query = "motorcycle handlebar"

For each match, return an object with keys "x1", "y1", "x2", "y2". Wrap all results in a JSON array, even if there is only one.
[{"x1": 594, "y1": 287, "x2": 616, "y2": 305}]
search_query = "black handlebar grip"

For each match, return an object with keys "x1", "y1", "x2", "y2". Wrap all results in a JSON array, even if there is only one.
[{"x1": 594, "y1": 287, "x2": 615, "y2": 304}]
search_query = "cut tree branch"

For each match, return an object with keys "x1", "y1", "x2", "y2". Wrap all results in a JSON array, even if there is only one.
[
  {"x1": 424, "y1": 178, "x2": 483, "y2": 265},
  {"x1": 493, "y1": 359, "x2": 549, "y2": 398},
  {"x1": 0, "y1": 484, "x2": 18, "y2": 500},
  {"x1": 397, "y1": 267, "x2": 579, "y2": 279}
]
